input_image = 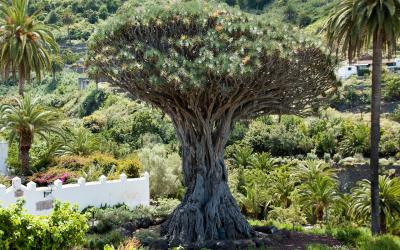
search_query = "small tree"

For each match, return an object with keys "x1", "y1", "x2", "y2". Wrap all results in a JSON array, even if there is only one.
[
  {"x1": 62, "y1": 11, "x2": 74, "y2": 45},
  {"x1": 0, "y1": 95, "x2": 61, "y2": 176},
  {"x1": 88, "y1": 0, "x2": 337, "y2": 244}
]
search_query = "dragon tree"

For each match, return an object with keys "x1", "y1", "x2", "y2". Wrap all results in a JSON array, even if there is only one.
[{"x1": 88, "y1": 0, "x2": 337, "y2": 244}]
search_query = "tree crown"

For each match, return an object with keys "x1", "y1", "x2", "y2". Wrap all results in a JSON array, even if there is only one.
[{"x1": 88, "y1": 0, "x2": 337, "y2": 120}]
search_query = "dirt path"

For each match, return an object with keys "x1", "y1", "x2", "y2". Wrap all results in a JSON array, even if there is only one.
[{"x1": 268, "y1": 231, "x2": 343, "y2": 249}]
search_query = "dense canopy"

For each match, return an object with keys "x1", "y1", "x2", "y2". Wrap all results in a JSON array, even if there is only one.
[{"x1": 88, "y1": 0, "x2": 337, "y2": 120}]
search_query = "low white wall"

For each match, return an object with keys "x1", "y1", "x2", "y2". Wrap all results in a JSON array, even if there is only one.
[
  {"x1": 0, "y1": 142, "x2": 8, "y2": 175},
  {"x1": 0, "y1": 173, "x2": 150, "y2": 215}
]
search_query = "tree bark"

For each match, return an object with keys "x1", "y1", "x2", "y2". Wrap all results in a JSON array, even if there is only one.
[
  {"x1": 370, "y1": 30, "x2": 382, "y2": 235},
  {"x1": 18, "y1": 65, "x2": 25, "y2": 96},
  {"x1": 160, "y1": 114, "x2": 255, "y2": 245},
  {"x1": 19, "y1": 134, "x2": 32, "y2": 176},
  {"x1": 380, "y1": 210, "x2": 386, "y2": 234}
]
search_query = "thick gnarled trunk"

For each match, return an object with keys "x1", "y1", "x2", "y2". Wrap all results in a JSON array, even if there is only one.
[{"x1": 161, "y1": 116, "x2": 255, "y2": 244}]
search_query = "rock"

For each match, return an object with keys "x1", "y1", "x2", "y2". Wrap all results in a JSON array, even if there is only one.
[
  {"x1": 233, "y1": 239, "x2": 255, "y2": 249},
  {"x1": 138, "y1": 218, "x2": 152, "y2": 228},
  {"x1": 254, "y1": 225, "x2": 278, "y2": 234},
  {"x1": 149, "y1": 239, "x2": 169, "y2": 250},
  {"x1": 116, "y1": 227, "x2": 131, "y2": 237},
  {"x1": 214, "y1": 240, "x2": 236, "y2": 250},
  {"x1": 122, "y1": 222, "x2": 138, "y2": 233}
]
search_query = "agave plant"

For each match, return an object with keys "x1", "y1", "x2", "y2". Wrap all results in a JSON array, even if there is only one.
[
  {"x1": 350, "y1": 176, "x2": 400, "y2": 233},
  {"x1": 0, "y1": 0, "x2": 59, "y2": 96},
  {"x1": 0, "y1": 95, "x2": 61, "y2": 175}
]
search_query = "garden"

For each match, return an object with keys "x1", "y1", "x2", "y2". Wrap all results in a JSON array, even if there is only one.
[{"x1": 1, "y1": 0, "x2": 400, "y2": 249}]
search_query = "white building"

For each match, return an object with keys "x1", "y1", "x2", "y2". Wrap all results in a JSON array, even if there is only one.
[
  {"x1": 337, "y1": 58, "x2": 400, "y2": 80},
  {"x1": 0, "y1": 142, "x2": 8, "y2": 175}
]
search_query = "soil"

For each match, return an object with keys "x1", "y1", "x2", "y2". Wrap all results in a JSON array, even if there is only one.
[{"x1": 134, "y1": 225, "x2": 344, "y2": 250}]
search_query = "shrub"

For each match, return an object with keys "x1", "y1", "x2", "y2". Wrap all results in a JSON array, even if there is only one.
[
  {"x1": 0, "y1": 175, "x2": 11, "y2": 187},
  {"x1": 138, "y1": 144, "x2": 183, "y2": 198},
  {"x1": 116, "y1": 154, "x2": 142, "y2": 178},
  {"x1": 389, "y1": 105, "x2": 400, "y2": 123},
  {"x1": 29, "y1": 167, "x2": 79, "y2": 186},
  {"x1": 244, "y1": 116, "x2": 313, "y2": 156},
  {"x1": 383, "y1": 73, "x2": 400, "y2": 101},
  {"x1": 267, "y1": 205, "x2": 307, "y2": 225},
  {"x1": 55, "y1": 155, "x2": 92, "y2": 171},
  {"x1": 0, "y1": 200, "x2": 88, "y2": 250},
  {"x1": 83, "y1": 115, "x2": 106, "y2": 133},
  {"x1": 79, "y1": 89, "x2": 107, "y2": 117},
  {"x1": 358, "y1": 234, "x2": 400, "y2": 250},
  {"x1": 338, "y1": 121, "x2": 370, "y2": 157}
]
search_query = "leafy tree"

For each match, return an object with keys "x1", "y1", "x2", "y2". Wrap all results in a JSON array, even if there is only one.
[
  {"x1": 50, "y1": 54, "x2": 64, "y2": 83},
  {"x1": 326, "y1": 0, "x2": 400, "y2": 234},
  {"x1": 88, "y1": 0, "x2": 336, "y2": 244},
  {"x1": 46, "y1": 10, "x2": 59, "y2": 24},
  {"x1": 62, "y1": 11, "x2": 74, "y2": 45},
  {"x1": 350, "y1": 176, "x2": 400, "y2": 234},
  {"x1": 0, "y1": 95, "x2": 61, "y2": 175},
  {"x1": 0, "y1": 0, "x2": 59, "y2": 96}
]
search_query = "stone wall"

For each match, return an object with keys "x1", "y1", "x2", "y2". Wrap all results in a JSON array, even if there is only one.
[{"x1": 0, "y1": 173, "x2": 150, "y2": 215}]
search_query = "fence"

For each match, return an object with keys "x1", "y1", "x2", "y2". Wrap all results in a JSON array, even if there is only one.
[{"x1": 0, "y1": 173, "x2": 150, "y2": 215}]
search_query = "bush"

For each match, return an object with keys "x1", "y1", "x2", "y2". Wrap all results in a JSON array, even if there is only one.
[
  {"x1": 61, "y1": 49, "x2": 80, "y2": 65},
  {"x1": 138, "y1": 144, "x2": 183, "y2": 198},
  {"x1": 79, "y1": 89, "x2": 107, "y2": 117},
  {"x1": 116, "y1": 154, "x2": 142, "y2": 178},
  {"x1": 0, "y1": 200, "x2": 88, "y2": 250},
  {"x1": 29, "y1": 167, "x2": 79, "y2": 187},
  {"x1": 244, "y1": 116, "x2": 312, "y2": 156},
  {"x1": 383, "y1": 73, "x2": 400, "y2": 101},
  {"x1": 338, "y1": 121, "x2": 370, "y2": 157},
  {"x1": 0, "y1": 175, "x2": 11, "y2": 187},
  {"x1": 358, "y1": 234, "x2": 400, "y2": 250}
]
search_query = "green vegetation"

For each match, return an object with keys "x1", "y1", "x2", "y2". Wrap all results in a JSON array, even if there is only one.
[
  {"x1": 0, "y1": 0, "x2": 59, "y2": 96},
  {"x1": 0, "y1": 0, "x2": 399, "y2": 248},
  {"x1": 0, "y1": 200, "x2": 88, "y2": 250},
  {"x1": 326, "y1": 0, "x2": 400, "y2": 235},
  {"x1": 0, "y1": 95, "x2": 61, "y2": 175}
]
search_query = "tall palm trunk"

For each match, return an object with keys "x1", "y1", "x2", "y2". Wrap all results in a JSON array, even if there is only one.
[
  {"x1": 370, "y1": 30, "x2": 382, "y2": 235},
  {"x1": 19, "y1": 134, "x2": 32, "y2": 176},
  {"x1": 18, "y1": 64, "x2": 25, "y2": 96}
]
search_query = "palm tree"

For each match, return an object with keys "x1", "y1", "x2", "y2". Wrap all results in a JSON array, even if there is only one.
[
  {"x1": 57, "y1": 127, "x2": 98, "y2": 156},
  {"x1": 350, "y1": 176, "x2": 400, "y2": 233},
  {"x1": 292, "y1": 160, "x2": 337, "y2": 182},
  {"x1": 0, "y1": 0, "x2": 59, "y2": 96},
  {"x1": 0, "y1": 95, "x2": 61, "y2": 176},
  {"x1": 62, "y1": 11, "x2": 73, "y2": 45},
  {"x1": 298, "y1": 175, "x2": 339, "y2": 224},
  {"x1": 326, "y1": 0, "x2": 400, "y2": 235}
]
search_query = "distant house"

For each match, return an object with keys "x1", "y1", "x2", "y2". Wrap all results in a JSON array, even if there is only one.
[
  {"x1": 78, "y1": 78, "x2": 90, "y2": 90},
  {"x1": 338, "y1": 58, "x2": 400, "y2": 80}
]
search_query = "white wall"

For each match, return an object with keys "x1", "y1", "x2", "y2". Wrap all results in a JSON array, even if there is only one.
[
  {"x1": 0, "y1": 142, "x2": 8, "y2": 175},
  {"x1": 337, "y1": 65, "x2": 357, "y2": 80},
  {"x1": 0, "y1": 173, "x2": 150, "y2": 215}
]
